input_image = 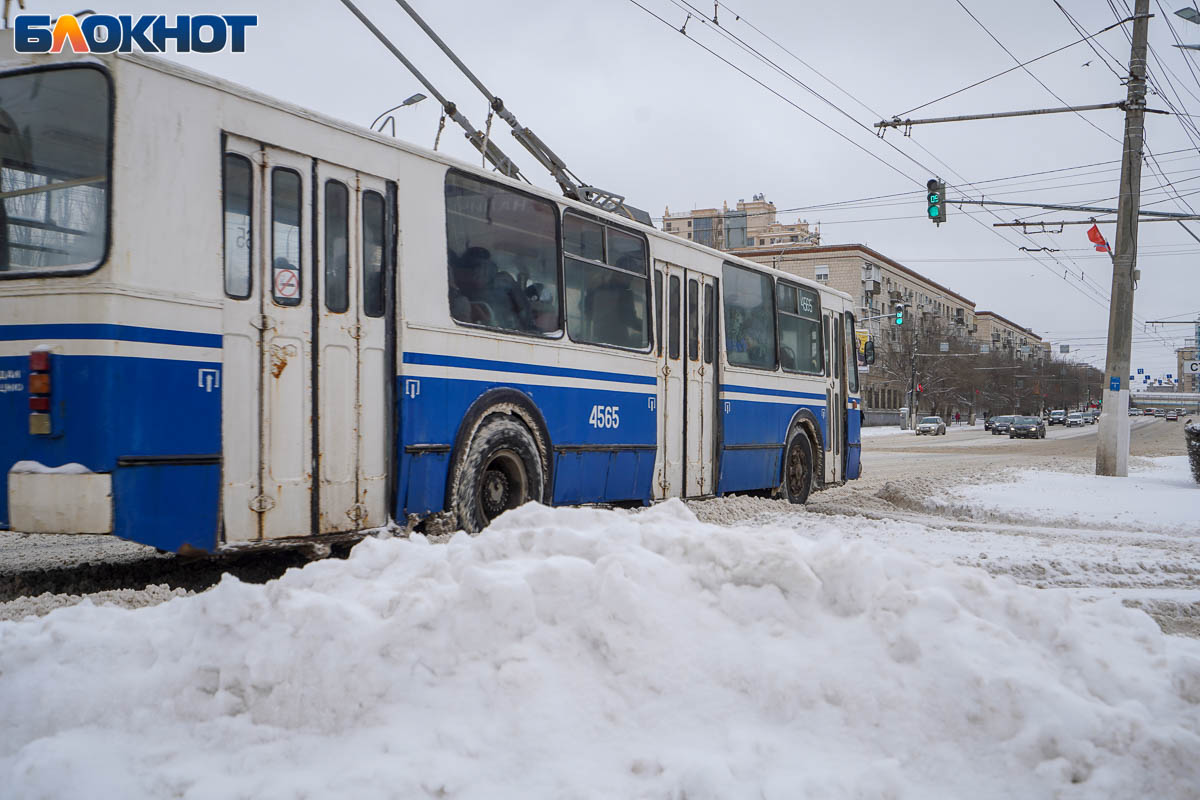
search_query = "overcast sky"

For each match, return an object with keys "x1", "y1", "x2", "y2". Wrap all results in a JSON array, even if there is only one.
[{"x1": 38, "y1": 0, "x2": 1200, "y2": 382}]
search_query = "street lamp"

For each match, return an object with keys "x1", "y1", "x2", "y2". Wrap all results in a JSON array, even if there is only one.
[
  {"x1": 1174, "y1": 6, "x2": 1200, "y2": 49},
  {"x1": 370, "y1": 93, "x2": 427, "y2": 136}
]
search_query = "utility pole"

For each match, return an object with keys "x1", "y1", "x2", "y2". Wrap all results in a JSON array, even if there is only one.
[
  {"x1": 907, "y1": 327, "x2": 920, "y2": 428},
  {"x1": 1096, "y1": 0, "x2": 1149, "y2": 477}
]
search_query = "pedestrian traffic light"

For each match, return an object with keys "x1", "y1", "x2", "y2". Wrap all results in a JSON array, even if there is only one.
[{"x1": 927, "y1": 179, "x2": 946, "y2": 224}]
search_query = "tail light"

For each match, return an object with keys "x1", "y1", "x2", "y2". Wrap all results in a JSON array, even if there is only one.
[{"x1": 28, "y1": 349, "x2": 52, "y2": 436}]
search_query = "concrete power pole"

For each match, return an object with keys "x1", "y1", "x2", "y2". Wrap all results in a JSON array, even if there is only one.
[{"x1": 1096, "y1": 0, "x2": 1150, "y2": 477}]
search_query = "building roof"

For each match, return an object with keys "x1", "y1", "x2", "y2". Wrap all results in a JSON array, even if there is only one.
[
  {"x1": 729, "y1": 243, "x2": 976, "y2": 309},
  {"x1": 975, "y1": 310, "x2": 1041, "y2": 341}
]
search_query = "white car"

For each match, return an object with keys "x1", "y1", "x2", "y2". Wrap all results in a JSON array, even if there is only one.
[
  {"x1": 916, "y1": 416, "x2": 947, "y2": 435},
  {"x1": 1066, "y1": 412, "x2": 1084, "y2": 427}
]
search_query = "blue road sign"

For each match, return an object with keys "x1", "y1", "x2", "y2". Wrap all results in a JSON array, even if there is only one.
[
  {"x1": 1110, "y1": 376, "x2": 1121, "y2": 391},
  {"x1": 1137, "y1": 368, "x2": 1144, "y2": 374}
]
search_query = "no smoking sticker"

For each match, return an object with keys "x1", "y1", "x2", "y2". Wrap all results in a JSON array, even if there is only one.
[{"x1": 274, "y1": 268, "x2": 299, "y2": 299}]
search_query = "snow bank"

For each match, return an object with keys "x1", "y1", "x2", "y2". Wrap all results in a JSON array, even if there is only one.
[
  {"x1": 7, "y1": 460, "x2": 93, "y2": 475},
  {"x1": 3, "y1": 501, "x2": 1199, "y2": 799},
  {"x1": 937, "y1": 456, "x2": 1198, "y2": 533}
]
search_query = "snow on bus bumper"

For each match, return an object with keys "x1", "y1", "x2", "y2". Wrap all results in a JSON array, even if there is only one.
[{"x1": 6, "y1": 461, "x2": 112, "y2": 534}]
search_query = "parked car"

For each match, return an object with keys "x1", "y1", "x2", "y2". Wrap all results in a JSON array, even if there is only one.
[
  {"x1": 1129, "y1": 408, "x2": 1142, "y2": 416},
  {"x1": 916, "y1": 416, "x2": 947, "y2": 435},
  {"x1": 1155, "y1": 409, "x2": 1166, "y2": 418},
  {"x1": 990, "y1": 415, "x2": 1016, "y2": 435},
  {"x1": 1166, "y1": 410, "x2": 1179, "y2": 421},
  {"x1": 1066, "y1": 412, "x2": 1084, "y2": 427},
  {"x1": 1010, "y1": 415, "x2": 1046, "y2": 439},
  {"x1": 1049, "y1": 409, "x2": 1067, "y2": 425}
]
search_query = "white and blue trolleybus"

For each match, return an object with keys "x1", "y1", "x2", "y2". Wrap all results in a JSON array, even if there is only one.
[{"x1": 0, "y1": 39, "x2": 863, "y2": 552}]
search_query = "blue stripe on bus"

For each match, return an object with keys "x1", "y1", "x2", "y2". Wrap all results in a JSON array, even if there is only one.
[
  {"x1": 403, "y1": 351, "x2": 658, "y2": 386},
  {"x1": 0, "y1": 324, "x2": 222, "y2": 349},
  {"x1": 719, "y1": 383, "x2": 827, "y2": 402}
]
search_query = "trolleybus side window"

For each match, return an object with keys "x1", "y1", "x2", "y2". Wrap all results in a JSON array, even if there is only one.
[
  {"x1": 688, "y1": 279, "x2": 699, "y2": 361},
  {"x1": 222, "y1": 153, "x2": 252, "y2": 299},
  {"x1": 362, "y1": 190, "x2": 385, "y2": 318},
  {"x1": 722, "y1": 263, "x2": 776, "y2": 370},
  {"x1": 324, "y1": 180, "x2": 349, "y2": 313},
  {"x1": 0, "y1": 66, "x2": 110, "y2": 276},
  {"x1": 668, "y1": 274, "x2": 680, "y2": 360},
  {"x1": 846, "y1": 312, "x2": 859, "y2": 393},
  {"x1": 777, "y1": 281, "x2": 823, "y2": 375},
  {"x1": 445, "y1": 170, "x2": 560, "y2": 335},
  {"x1": 823, "y1": 315, "x2": 832, "y2": 377},
  {"x1": 564, "y1": 212, "x2": 650, "y2": 350},
  {"x1": 703, "y1": 283, "x2": 715, "y2": 365},
  {"x1": 655, "y1": 269, "x2": 664, "y2": 357},
  {"x1": 271, "y1": 167, "x2": 302, "y2": 306}
]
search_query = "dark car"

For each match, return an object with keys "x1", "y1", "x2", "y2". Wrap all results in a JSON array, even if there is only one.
[
  {"x1": 990, "y1": 415, "x2": 1016, "y2": 435},
  {"x1": 1048, "y1": 410, "x2": 1067, "y2": 425},
  {"x1": 1010, "y1": 415, "x2": 1046, "y2": 439}
]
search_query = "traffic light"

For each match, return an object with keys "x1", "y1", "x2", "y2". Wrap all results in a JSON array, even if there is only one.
[
  {"x1": 927, "y1": 178, "x2": 946, "y2": 224},
  {"x1": 894, "y1": 302, "x2": 905, "y2": 325}
]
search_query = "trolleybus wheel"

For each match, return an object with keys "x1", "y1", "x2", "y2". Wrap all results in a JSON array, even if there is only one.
[
  {"x1": 783, "y1": 430, "x2": 814, "y2": 505},
  {"x1": 453, "y1": 416, "x2": 545, "y2": 533}
]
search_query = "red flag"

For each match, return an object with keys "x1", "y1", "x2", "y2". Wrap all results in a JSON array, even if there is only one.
[{"x1": 1087, "y1": 224, "x2": 1110, "y2": 253}]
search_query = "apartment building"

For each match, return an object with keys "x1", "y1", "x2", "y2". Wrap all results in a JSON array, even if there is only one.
[
  {"x1": 974, "y1": 311, "x2": 1047, "y2": 363},
  {"x1": 1178, "y1": 345, "x2": 1199, "y2": 393},
  {"x1": 662, "y1": 194, "x2": 819, "y2": 251}
]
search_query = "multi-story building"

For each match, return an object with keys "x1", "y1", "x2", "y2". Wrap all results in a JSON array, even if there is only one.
[
  {"x1": 974, "y1": 311, "x2": 1047, "y2": 363},
  {"x1": 662, "y1": 194, "x2": 819, "y2": 251},
  {"x1": 1177, "y1": 345, "x2": 1199, "y2": 393}
]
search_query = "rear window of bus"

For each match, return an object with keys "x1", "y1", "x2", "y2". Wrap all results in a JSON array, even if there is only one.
[{"x1": 0, "y1": 66, "x2": 111, "y2": 277}]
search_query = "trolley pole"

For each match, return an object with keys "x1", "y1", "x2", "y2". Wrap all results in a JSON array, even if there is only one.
[{"x1": 1096, "y1": 0, "x2": 1150, "y2": 477}]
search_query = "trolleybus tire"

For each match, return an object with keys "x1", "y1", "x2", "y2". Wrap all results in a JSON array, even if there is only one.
[
  {"x1": 782, "y1": 429, "x2": 815, "y2": 505},
  {"x1": 452, "y1": 416, "x2": 545, "y2": 533}
]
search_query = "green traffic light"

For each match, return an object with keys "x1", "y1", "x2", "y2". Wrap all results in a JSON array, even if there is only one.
[
  {"x1": 928, "y1": 206, "x2": 940, "y2": 218},
  {"x1": 895, "y1": 312, "x2": 903, "y2": 325}
]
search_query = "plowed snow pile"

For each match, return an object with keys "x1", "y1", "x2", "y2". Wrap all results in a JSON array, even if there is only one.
[
  {"x1": 932, "y1": 455, "x2": 1198, "y2": 532},
  {"x1": 3, "y1": 501, "x2": 1200, "y2": 799}
]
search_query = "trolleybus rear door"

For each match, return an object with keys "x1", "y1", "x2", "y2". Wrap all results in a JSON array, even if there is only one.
[
  {"x1": 314, "y1": 163, "x2": 391, "y2": 534},
  {"x1": 260, "y1": 146, "x2": 315, "y2": 540},
  {"x1": 221, "y1": 135, "x2": 264, "y2": 543},
  {"x1": 314, "y1": 162, "x2": 360, "y2": 534},
  {"x1": 355, "y1": 175, "x2": 390, "y2": 531}
]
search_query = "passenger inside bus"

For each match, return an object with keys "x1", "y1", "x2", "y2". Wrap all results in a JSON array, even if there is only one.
[
  {"x1": 524, "y1": 282, "x2": 558, "y2": 332},
  {"x1": 583, "y1": 276, "x2": 644, "y2": 348},
  {"x1": 448, "y1": 246, "x2": 534, "y2": 331}
]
